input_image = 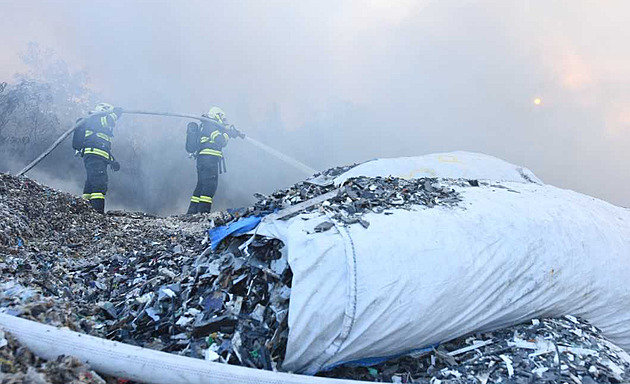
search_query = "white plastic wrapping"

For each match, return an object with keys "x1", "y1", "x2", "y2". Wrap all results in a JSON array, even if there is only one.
[
  {"x1": 256, "y1": 152, "x2": 630, "y2": 374},
  {"x1": 334, "y1": 151, "x2": 543, "y2": 185}
]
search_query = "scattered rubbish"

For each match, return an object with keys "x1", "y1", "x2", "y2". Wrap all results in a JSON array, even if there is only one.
[
  {"x1": 499, "y1": 354, "x2": 514, "y2": 377},
  {"x1": 322, "y1": 317, "x2": 630, "y2": 383},
  {"x1": 0, "y1": 329, "x2": 6, "y2": 348},
  {"x1": 447, "y1": 339, "x2": 493, "y2": 356},
  {"x1": 314, "y1": 221, "x2": 334, "y2": 233},
  {"x1": 253, "y1": 173, "x2": 462, "y2": 223},
  {"x1": 1, "y1": 171, "x2": 629, "y2": 383},
  {"x1": 305, "y1": 174, "x2": 335, "y2": 187}
]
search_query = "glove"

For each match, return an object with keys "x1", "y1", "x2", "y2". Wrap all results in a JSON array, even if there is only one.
[
  {"x1": 227, "y1": 125, "x2": 244, "y2": 139},
  {"x1": 113, "y1": 107, "x2": 123, "y2": 117},
  {"x1": 111, "y1": 161, "x2": 121, "y2": 172}
]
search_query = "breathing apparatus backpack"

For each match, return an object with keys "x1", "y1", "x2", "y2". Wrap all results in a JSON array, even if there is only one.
[
  {"x1": 185, "y1": 122, "x2": 200, "y2": 153},
  {"x1": 71, "y1": 118, "x2": 86, "y2": 151}
]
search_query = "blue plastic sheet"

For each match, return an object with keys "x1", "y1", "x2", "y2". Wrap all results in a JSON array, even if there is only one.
[
  {"x1": 322, "y1": 344, "x2": 438, "y2": 371},
  {"x1": 209, "y1": 216, "x2": 262, "y2": 250}
]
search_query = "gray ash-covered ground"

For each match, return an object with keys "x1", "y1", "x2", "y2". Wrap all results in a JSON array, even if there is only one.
[{"x1": 1, "y1": 172, "x2": 629, "y2": 383}]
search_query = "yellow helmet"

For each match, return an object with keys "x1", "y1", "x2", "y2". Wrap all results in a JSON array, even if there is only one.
[
  {"x1": 92, "y1": 102, "x2": 114, "y2": 114},
  {"x1": 207, "y1": 106, "x2": 226, "y2": 123}
]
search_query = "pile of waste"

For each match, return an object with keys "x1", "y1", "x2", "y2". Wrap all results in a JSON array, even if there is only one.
[
  {"x1": 323, "y1": 316, "x2": 630, "y2": 383},
  {"x1": 0, "y1": 327, "x2": 110, "y2": 383},
  {"x1": 252, "y1": 168, "x2": 464, "y2": 224},
  {"x1": 0, "y1": 169, "x2": 462, "y2": 371},
  {"x1": 1, "y1": 171, "x2": 630, "y2": 383},
  {"x1": 0, "y1": 175, "x2": 99, "y2": 250}
]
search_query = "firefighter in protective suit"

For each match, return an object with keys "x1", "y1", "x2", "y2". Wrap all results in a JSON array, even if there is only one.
[
  {"x1": 186, "y1": 107, "x2": 243, "y2": 214},
  {"x1": 72, "y1": 103, "x2": 123, "y2": 214}
]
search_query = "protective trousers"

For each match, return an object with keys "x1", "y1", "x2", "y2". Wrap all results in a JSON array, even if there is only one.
[
  {"x1": 187, "y1": 155, "x2": 220, "y2": 214},
  {"x1": 83, "y1": 155, "x2": 109, "y2": 214}
]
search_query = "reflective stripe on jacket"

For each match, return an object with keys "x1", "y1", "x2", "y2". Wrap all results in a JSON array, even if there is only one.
[
  {"x1": 83, "y1": 147, "x2": 112, "y2": 160},
  {"x1": 198, "y1": 120, "x2": 229, "y2": 157},
  {"x1": 81, "y1": 112, "x2": 119, "y2": 160}
]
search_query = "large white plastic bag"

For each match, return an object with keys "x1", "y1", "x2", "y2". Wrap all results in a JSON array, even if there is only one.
[
  {"x1": 256, "y1": 153, "x2": 630, "y2": 374},
  {"x1": 334, "y1": 151, "x2": 543, "y2": 185}
]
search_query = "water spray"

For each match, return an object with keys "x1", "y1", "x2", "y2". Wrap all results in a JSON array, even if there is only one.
[{"x1": 16, "y1": 109, "x2": 317, "y2": 177}]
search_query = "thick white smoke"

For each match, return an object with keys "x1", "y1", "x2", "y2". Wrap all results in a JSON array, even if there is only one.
[{"x1": 1, "y1": 0, "x2": 629, "y2": 212}]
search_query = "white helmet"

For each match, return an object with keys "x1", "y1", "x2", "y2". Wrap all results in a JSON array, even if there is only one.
[
  {"x1": 92, "y1": 102, "x2": 114, "y2": 114},
  {"x1": 207, "y1": 106, "x2": 226, "y2": 123}
]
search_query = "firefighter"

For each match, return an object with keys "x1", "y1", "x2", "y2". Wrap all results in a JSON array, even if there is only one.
[
  {"x1": 72, "y1": 103, "x2": 123, "y2": 214},
  {"x1": 186, "y1": 106, "x2": 243, "y2": 214}
]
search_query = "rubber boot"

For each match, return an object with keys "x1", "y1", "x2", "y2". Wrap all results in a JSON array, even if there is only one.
[
  {"x1": 198, "y1": 202, "x2": 212, "y2": 213},
  {"x1": 187, "y1": 200, "x2": 199, "y2": 214},
  {"x1": 90, "y1": 198, "x2": 105, "y2": 214}
]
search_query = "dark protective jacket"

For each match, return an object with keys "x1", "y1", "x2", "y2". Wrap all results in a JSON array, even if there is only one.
[
  {"x1": 78, "y1": 111, "x2": 121, "y2": 161},
  {"x1": 198, "y1": 119, "x2": 230, "y2": 157}
]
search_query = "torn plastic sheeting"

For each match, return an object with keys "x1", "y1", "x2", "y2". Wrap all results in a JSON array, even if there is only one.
[
  {"x1": 0, "y1": 313, "x2": 374, "y2": 384},
  {"x1": 209, "y1": 216, "x2": 262, "y2": 250}
]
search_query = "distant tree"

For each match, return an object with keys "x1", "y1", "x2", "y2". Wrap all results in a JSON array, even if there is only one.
[
  {"x1": 1, "y1": 43, "x2": 198, "y2": 214},
  {"x1": 0, "y1": 79, "x2": 59, "y2": 158},
  {"x1": 17, "y1": 42, "x2": 95, "y2": 123},
  {"x1": 0, "y1": 43, "x2": 94, "y2": 170}
]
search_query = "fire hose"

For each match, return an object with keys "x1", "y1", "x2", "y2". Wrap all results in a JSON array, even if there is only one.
[
  {"x1": 0, "y1": 313, "x2": 370, "y2": 384},
  {"x1": 16, "y1": 109, "x2": 316, "y2": 177}
]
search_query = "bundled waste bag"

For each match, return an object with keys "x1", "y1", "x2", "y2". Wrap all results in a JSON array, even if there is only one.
[
  {"x1": 255, "y1": 152, "x2": 630, "y2": 374},
  {"x1": 333, "y1": 151, "x2": 543, "y2": 185}
]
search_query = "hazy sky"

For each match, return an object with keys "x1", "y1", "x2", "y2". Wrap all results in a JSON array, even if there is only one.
[{"x1": 1, "y1": 0, "x2": 629, "y2": 209}]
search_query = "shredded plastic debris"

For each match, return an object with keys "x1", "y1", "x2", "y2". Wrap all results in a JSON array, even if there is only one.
[
  {"x1": 253, "y1": 172, "x2": 463, "y2": 222},
  {"x1": 0, "y1": 173, "x2": 292, "y2": 371},
  {"x1": 322, "y1": 317, "x2": 630, "y2": 383},
  {"x1": 1, "y1": 171, "x2": 629, "y2": 383}
]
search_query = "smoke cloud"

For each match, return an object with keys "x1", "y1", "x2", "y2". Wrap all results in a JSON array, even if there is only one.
[{"x1": 1, "y1": 0, "x2": 629, "y2": 212}]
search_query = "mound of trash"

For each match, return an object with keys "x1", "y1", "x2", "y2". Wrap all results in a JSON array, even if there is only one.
[
  {"x1": 0, "y1": 174, "x2": 98, "y2": 249},
  {"x1": 0, "y1": 169, "x2": 462, "y2": 370},
  {"x1": 1, "y1": 155, "x2": 630, "y2": 384}
]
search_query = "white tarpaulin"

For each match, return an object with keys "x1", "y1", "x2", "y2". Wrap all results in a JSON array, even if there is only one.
[
  {"x1": 334, "y1": 151, "x2": 543, "y2": 185},
  {"x1": 256, "y1": 152, "x2": 630, "y2": 374}
]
